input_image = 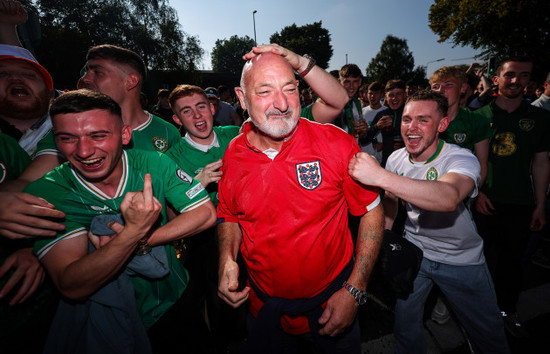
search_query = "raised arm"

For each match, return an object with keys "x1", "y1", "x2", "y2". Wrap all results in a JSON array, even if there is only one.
[
  {"x1": 349, "y1": 153, "x2": 476, "y2": 212},
  {"x1": 0, "y1": 0, "x2": 27, "y2": 46},
  {"x1": 243, "y1": 44, "x2": 348, "y2": 123}
]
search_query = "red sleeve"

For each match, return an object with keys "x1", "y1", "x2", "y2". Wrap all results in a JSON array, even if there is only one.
[{"x1": 343, "y1": 140, "x2": 381, "y2": 216}]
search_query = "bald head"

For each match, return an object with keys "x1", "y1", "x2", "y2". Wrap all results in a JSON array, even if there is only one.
[{"x1": 240, "y1": 52, "x2": 294, "y2": 94}]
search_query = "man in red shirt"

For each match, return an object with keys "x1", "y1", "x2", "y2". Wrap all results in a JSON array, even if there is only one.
[{"x1": 216, "y1": 44, "x2": 384, "y2": 353}]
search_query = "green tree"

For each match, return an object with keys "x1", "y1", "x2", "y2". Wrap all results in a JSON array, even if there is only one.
[
  {"x1": 429, "y1": 0, "x2": 550, "y2": 80},
  {"x1": 269, "y1": 21, "x2": 332, "y2": 69},
  {"x1": 211, "y1": 35, "x2": 255, "y2": 74},
  {"x1": 364, "y1": 35, "x2": 426, "y2": 85},
  {"x1": 23, "y1": 0, "x2": 203, "y2": 88}
]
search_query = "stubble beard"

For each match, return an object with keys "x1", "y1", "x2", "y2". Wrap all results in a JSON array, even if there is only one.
[{"x1": 0, "y1": 88, "x2": 50, "y2": 120}]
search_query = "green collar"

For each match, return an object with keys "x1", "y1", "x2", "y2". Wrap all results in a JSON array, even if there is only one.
[{"x1": 408, "y1": 138, "x2": 445, "y2": 164}]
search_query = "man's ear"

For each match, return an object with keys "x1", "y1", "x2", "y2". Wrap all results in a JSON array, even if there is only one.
[
  {"x1": 438, "y1": 116, "x2": 450, "y2": 133},
  {"x1": 172, "y1": 114, "x2": 183, "y2": 127},
  {"x1": 235, "y1": 87, "x2": 247, "y2": 111},
  {"x1": 125, "y1": 73, "x2": 140, "y2": 91},
  {"x1": 121, "y1": 125, "x2": 132, "y2": 145}
]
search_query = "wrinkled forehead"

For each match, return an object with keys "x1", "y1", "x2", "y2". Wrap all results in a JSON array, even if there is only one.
[{"x1": 242, "y1": 53, "x2": 294, "y2": 88}]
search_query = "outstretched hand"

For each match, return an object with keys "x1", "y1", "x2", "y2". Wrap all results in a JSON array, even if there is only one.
[{"x1": 0, "y1": 192, "x2": 65, "y2": 239}]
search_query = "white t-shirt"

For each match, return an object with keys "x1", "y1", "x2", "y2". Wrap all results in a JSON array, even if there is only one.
[{"x1": 385, "y1": 140, "x2": 485, "y2": 266}]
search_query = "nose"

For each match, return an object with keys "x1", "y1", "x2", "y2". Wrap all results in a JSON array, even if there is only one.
[
  {"x1": 76, "y1": 138, "x2": 94, "y2": 158},
  {"x1": 273, "y1": 89, "x2": 289, "y2": 112}
]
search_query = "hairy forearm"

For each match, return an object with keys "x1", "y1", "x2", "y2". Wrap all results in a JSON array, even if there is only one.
[
  {"x1": 148, "y1": 201, "x2": 217, "y2": 246},
  {"x1": 348, "y1": 204, "x2": 384, "y2": 290}
]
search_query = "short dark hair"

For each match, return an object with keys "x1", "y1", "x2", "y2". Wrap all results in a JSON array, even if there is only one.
[
  {"x1": 87, "y1": 44, "x2": 147, "y2": 81},
  {"x1": 406, "y1": 89, "x2": 448, "y2": 117},
  {"x1": 385, "y1": 79, "x2": 406, "y2": 92},
  {"x1": 496, "y1": 56, "x2": 533, "y2": 76},
  {"x1": 339, "y1": 64, "x2": 362, "y2": 79},
  {"x1": 368, "y1": 81, "x2": 384, "y2": 92},
  {"x1": 50, "y1": 89, "x2": 122, "y2": 120}
]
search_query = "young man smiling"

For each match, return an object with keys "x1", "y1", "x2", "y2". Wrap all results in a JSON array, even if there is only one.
[
  {"x1": 349, "y1": 90, "x2": 509, "y2": 354},
  {"x1": 24, "y1": 89, "x2": 216, "y2": 352}
]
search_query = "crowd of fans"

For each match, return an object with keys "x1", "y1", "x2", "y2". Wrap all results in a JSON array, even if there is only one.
[{"x1": 0, "y1": 1, "x2": 549, "y2": 353}]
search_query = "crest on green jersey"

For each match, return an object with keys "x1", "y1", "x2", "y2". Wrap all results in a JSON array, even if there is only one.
[
  {"x1": 426, "y1": 167, "x2": 438, "y2": 181},
  {"x1": 518, "y1": 119, "x2": 535, "y2": 132},
  {"x1": 153, "y1": 136, "x2": 169, "y2": 152},
  {"x1": 453, "y1": 133, "x2": 466, "y2": 144},
  {"x1": 0, "y1": 162, "x2": 6, "y2": 183}
]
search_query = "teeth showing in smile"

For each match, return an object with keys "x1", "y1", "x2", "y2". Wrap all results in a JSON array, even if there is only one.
[
  {"x1": 11, "y1": 86, "x2": 29, "y2": 96},
  {"x1": 408, "y1": 135, "x2": 421, "y2": 139},
  {"x1": 196, "y1": 121, "x2": 205, "y2": 127},
  {"x1": 81, "y1": 158, "x2": 102, "y2": 165}
]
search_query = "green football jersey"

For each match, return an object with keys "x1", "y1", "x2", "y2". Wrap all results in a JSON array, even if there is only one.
[
  {"x1": 26, "y1": 149, "x2": 210, "y2": 328},
  {"x1": 0, "y1": 132, "x2": 31, "y2": 184},
  {"x1": 440, "y1": 108, "x2": 492, "y2": 151},
  {"x1": 34, "y1": 113, "x2": 180, "y2": 158},
  {"x1": 477, "y1": 101, "x2": 550, "y2": 205},
  {"x1": 0, "y1": 132, "x2": 56, "y2": 338},
  {"x1": 166, "y1": 126, "x2": 240, "y2": 206}
]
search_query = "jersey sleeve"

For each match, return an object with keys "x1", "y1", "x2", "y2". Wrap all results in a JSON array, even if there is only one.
[
  {"x1": 470, "y1": 111, "x2": 492, "y2": 144},
  {"x1": 0, "y1": 133, "x2": 31, "y2": 183},
  {"x1": 155, "y1": 152, "x2": 210, "y2": 213},
  {"x1": 445, "y1": 147, "x2": 481, "y2": 198},
  {"x1": 165, "y1": 121, "x2": 182, "y2": 149},
  {"x1": 23, "y1": 178, "x2": 87, "y2": 259},
  {"x1": 342, "y1": 137, "x2": 381, "y2": 216},
  {"x1": 33, "y1": 130, "x2": 65, "y2": 159}
]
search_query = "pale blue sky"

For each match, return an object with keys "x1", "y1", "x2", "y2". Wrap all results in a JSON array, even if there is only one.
[{"x1": 173, "y1": 0, "x2": 481, "y2": 77}]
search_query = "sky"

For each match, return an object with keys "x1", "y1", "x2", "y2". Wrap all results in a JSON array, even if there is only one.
[{"x1": 173, "y1": 0, "x2": 482, "y2": 77}]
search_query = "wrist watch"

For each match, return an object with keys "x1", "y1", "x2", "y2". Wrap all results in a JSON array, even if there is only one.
[
  {"x1": 343, "y1": 281, "x2": 368, "y2": 305},
  {"x1": 296, "y1": 54, "x2": 316, "y2": 78}
]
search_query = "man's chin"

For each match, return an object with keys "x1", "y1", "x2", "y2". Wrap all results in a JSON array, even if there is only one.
[{"x1": 256, "y1": 121, "x2": 297, "y2": 140}]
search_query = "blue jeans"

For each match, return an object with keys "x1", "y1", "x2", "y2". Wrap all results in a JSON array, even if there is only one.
[{"x1": 394, "y1": 258, "x2": 510, "y2": 354}]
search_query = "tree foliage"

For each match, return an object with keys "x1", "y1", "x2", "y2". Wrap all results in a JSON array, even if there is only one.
[
  {"x1": 364, "y1": 35, "x2": 427, "y2": 85},
  {"x1": 211, "y1": 35, "x2": 255, "y2": 74},
  {"x1": 429, "y1": 0, "x2": 550, "y2": 80},
  {"x1": 22, "y1": 0, "x2": 203, "y2": 88},
  {"x1": 269, "y1": 21, "x2": 332, "y2": 69}
]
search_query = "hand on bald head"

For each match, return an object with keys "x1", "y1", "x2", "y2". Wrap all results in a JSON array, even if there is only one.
[{"x1": 240, "y1": 51, "x2": 294, "y2": 92}]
